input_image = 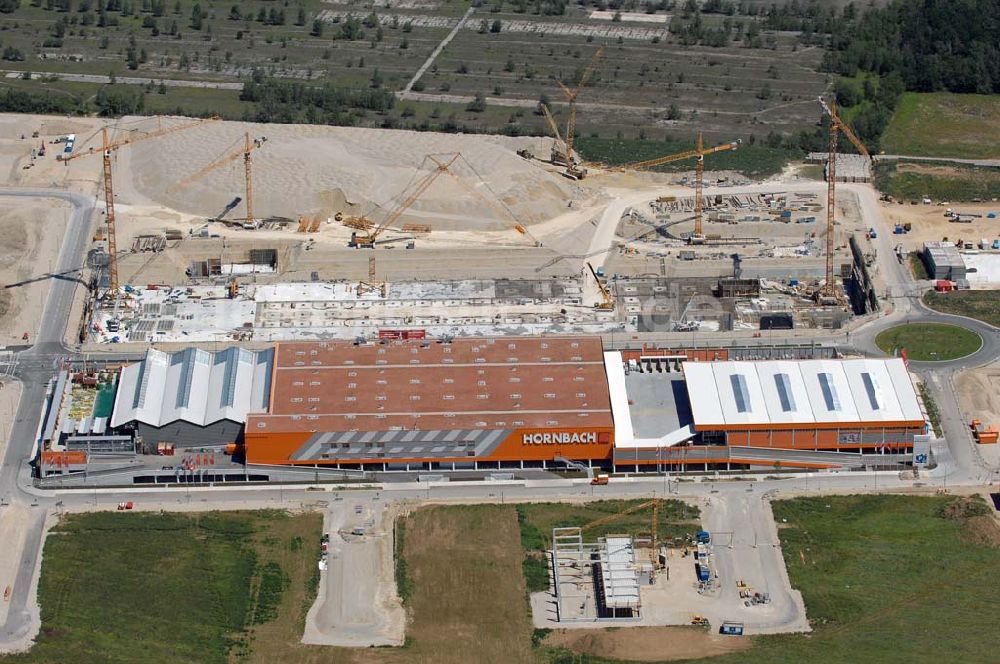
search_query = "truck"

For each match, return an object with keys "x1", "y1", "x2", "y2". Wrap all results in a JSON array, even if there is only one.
[
  {"x1": 719, "y1": 621, "x2": 745, "y2": 636},
  {"x1": 590, "y1": 474, "x2": 610, "y2": 485},
  {"x1": 696, "y1": 562, "x2": 710, "y2": 582},
  {"x1": 696, "y1": 530, "x2": 711, "y2": 544},
  {"x1": 971, "y1": 419, "x2": 999, "y2": 444}
]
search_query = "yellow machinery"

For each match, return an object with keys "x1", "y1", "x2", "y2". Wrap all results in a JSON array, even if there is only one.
[
  {"x1": 554, "y1": 45, "x2": 605, "y2": 179},
  {"x1": 171, "y1": 132, "x2": 266, "y2": 229},
  {"x1": 622, "y1": 133, "x2": 741, "y2": 242},
  {"x1": 61, "y1": 116, "x2": 220, "y2": 296},
  {"x1": 539, "y1": 103, "x2": 570, "y2": 168},
  {"x1": 818, "y1": 96, "x2": 870, "y2": 301},
  {"x1": 587, "y1": 262, "x2": 614, "y2": 310},
  {"x1": 349, "y1": 153, "x2": 461, "y2": 248}
]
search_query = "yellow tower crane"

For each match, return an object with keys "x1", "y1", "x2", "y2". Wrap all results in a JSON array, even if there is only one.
[
  {"x1": 621, "y1": 133, "x2": 741, "y2": 242},
  {"x1": 171, "y1": 132, "x2": 266, "y2": 229},
  {"x1": 817, "y1": 96, "x2": 870, "y2": 301},
  {"x1": 60, "y1": 116, "x2": 220, "y2": 297},
  {"x1": 553, "y1": 45, "x2": 605, "y2": 179}
]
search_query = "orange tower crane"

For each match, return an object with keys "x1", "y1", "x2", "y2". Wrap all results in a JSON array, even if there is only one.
[
  {"x1": 621, "y1": 133, "x2": 741, "y2": 241},
  {"x1": 171, "y1": 133, "x2": 265, "y2": 228},
  {"x1": 60, "y1": 117, "x2": 219, "y2": 296},
  {"x1": 818, "y1": 96, "x2": 870, "y2": 299}
]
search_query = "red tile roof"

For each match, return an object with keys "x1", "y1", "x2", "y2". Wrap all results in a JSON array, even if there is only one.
[{"x1": 250, "y1": 336, "x2": 613, "y2": 433}]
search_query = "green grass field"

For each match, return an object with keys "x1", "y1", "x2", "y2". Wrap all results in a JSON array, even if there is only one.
[
  {"x1": 677, "y1": 495, "x2": 1000, "y2": 664},
  {"x1": 875, "y1": 161, "x2": 1000, "y2": 203},
  {"x1": 1, "y1": 510, "x2": 320, "y2": 664},
  {"x1": 881, "y1": 92, "x2": 1000, "y2": 159},
  {"x1": 875, "y1": 322, "x2": 982, "y2": 361},
  {"x1": 575, "y1": 137, "x2": 800, "y2": 179},
  {"x1": 923, "y1": 291, "x2": 1000, "y2": 329},
  {"x1": 7, "y1": 496, "x2": 1000, "y2": 664}
]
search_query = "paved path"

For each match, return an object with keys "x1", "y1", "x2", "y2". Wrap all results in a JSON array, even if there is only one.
[
  {"x1": 2, "y1": 70, "x2": 242, "y2": 91},
  {"x1": 877, "y1": 154, "x2": 1000, "y2": 169},
  {"x1": 401, "y1": 6, "x2": 475, "y2": 94}
]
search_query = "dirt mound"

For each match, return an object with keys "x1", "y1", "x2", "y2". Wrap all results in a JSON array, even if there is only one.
[
  {"x1": 123, "y1": 118, "x2": 575, "y2": 233},
  {"x1": 543, "y1": 626, "x2": 750, "y2": 662}
]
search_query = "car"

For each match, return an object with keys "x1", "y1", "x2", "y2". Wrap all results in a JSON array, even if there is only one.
[{"x1": 161, "y1": 465, "x2": 174, "y2": 470}]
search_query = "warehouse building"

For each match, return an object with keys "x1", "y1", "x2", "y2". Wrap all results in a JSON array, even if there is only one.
[
  {"x1": 244, "y1": 336, "x2": 614, "y2": 468},
  {"x1": 923, "y1": 241, "x2": 966, "y2": 280},
  {"x1": 240, "y1": 337, "x2": 927, "y2": 471},
  {"x1": 110, "y1": 346, "x2": 273, "y2": 447}
]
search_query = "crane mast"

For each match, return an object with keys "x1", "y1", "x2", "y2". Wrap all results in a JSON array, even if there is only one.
[
  {"x1": 817, "y1": 96, "x2": 870, "y2": 300},
  {"x1": 620, "y1": 133, "x2": 741, "y2": 242},
  {"x1": 62, "y1": 116, "x2": 219, "y2": 298},
  {"x1": 101, "y1": 128, "x2": 119, "y2": 295}
]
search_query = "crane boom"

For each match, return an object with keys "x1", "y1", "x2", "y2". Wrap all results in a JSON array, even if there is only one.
[
  {"x1": 561, "y1": 45, "x2": 605, "y2": 161},
  {"x1": 61, "y1": 116, "x2": 219, "y2": 296},
  {"x1": 622, "y1": 139, "x2": 740, "y2": 171},
  {"x1": 620, "y1": 134, "x2": 741, "y2": 238},
  {"x1": 60, "y1": 116, "x2": 219, "y2": 163},
  {"x1": 540, "y1": 103, "x2": 565, "y2": 145},
  {"x1": 171, "y1": 133, "x2": 263, "y2": 226},
  {"x1": 587, "y1": 261, "x2": 614, "y2": 310}
]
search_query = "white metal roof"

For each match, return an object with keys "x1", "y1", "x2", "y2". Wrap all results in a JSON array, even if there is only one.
[
  {"x1": 110, "y1": 347, "x2": 273, "y2": 428},
  {"x1": 683, "y1": 358, "x2": 923, "y2": 428}
]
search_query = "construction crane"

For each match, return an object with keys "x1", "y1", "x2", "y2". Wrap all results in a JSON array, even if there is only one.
[
  {"x1": 818, "y1": 96, "x2": 870, "y2": 301},
  {"x1": 357, "y1": 255, "x2": 387, "y2": 297},
  {"x1": 171, "y1": 133, "x2": 266, "y2": 229},
  {"x1": 587, "y1": 262, "x2": 614, "y2": 310},
  {"x1": 349, "y1": 153, "x2": 461, "y2": 248},
  {"x1": 425, "y1": 152, "x2": 541, "y2": 248},
  {"x1": 539, "y1": 103, "x2": 571, "y2": 168},
  {"x1": 554, "y1": 45, "x2": 605, "y2": 179},
  {"x1": 621, "y1": 133, "x2": 741, "y2": 242},
  {"x1": 61, "y1": 116, "x2": 219, "y2": 297}
]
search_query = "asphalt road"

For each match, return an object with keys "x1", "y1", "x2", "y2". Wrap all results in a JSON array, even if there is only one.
[
  {"x1": 0, "y1": 180, "x2": 998, "y2": 650},
  {"x1": 0, "y1": 187, "x2": 94, "y2": 648}
]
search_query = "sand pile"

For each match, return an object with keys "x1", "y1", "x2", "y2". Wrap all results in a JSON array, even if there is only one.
[{"x1": 123, "y1": 118, "x2": 574, "y2": 231}]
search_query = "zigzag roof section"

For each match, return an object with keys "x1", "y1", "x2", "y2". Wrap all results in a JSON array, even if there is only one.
[
  {"x1": 111, "y1": 347, "x2": 273, "y2": 428},
  {"x1": 683, "y1": 358, "x2": 924, "y2": 429}
]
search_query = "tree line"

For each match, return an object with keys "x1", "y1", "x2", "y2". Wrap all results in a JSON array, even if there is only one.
[{"x1": 823, "y1": 0, "x2": 1000, "y2": 94}]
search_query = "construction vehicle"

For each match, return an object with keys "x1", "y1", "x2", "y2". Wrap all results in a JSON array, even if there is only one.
[
  {"x1": 691, "y1": 615, "x2": 710, "y2": 627},
  {"x1": 539, "y1": 102, "x2": 573, "y2": 170},
  {"x1": 553, "y1": 45, "x2": 604, "y2": 180},
  {"x1": 349, "y1": 153, "x2": 461, "y2": 248},
  {"x1": 817, "y1": 96, "x2": 871, "y2": 303},
  {"x1": 720, "y1": 621, "x2": 745, "y2": 636},
  {"x1": 61, "y1": 116, "x2": 219, "y2": 296},
  {"x1": 172, "y1": 133, "x2": 266, "y2": 229},
  {"x1": 587, "y1": 262, "x2": 615, "y2": 310},
  {"x1": 971, "y1": 419, "x2": 999, "y2": 444},
  {"x1": 620, "y1": 134, "x2": 741, "y2": 243}
]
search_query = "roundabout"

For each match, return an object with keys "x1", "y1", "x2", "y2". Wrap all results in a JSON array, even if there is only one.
[{"x1": 875, "y1": 322, "x2": 984, "y2": 362}]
